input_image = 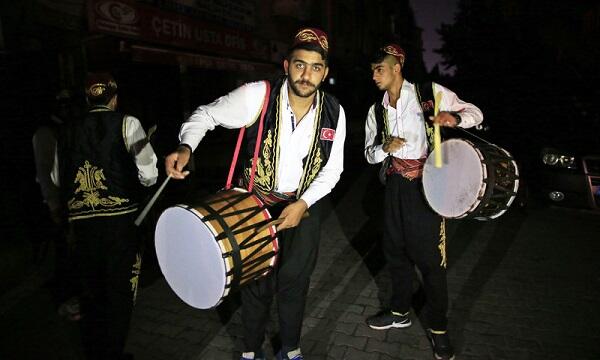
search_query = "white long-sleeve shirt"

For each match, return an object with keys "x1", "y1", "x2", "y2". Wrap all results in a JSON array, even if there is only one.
[
  {"x1": 51, "y1": 114, "x2": 158, "y2": 187},
  {"x1": 179, "y1": 80, "x2": 346, "y2": 208},
  {"x1": 365, "y1": 81, "x2": 483, "y2": 164},
  {"x1": 33, "y1": 125, "x2": 61, "y2": 211}
]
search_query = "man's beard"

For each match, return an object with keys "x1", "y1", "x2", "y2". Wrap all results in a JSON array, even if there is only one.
[{"x1": 288, "y1": 76, "x2": 320, "y2": 98}]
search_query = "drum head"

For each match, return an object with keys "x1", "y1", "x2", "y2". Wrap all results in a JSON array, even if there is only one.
[
  {"x1": 423, "y1": 139, "x2": 486, "y2": 218},
  {"x1": 155, "y1": 206, "x2": 226, "y2": 309}
]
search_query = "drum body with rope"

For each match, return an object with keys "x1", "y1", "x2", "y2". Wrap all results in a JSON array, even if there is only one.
[
  {"x1": 155, "y1": 188, "x2": 278, "y2": 309},
  {"x1": 422, "y1": 138, "x2": 519, "y2": 220}
]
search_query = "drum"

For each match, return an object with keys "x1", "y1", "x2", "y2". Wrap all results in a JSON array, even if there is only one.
[
  {"x1": 422, "y1": 138, "x2": 519, "y2": 220},
  {"x1": 155, "y1": 188, "x2": 278, "y2": 309}
]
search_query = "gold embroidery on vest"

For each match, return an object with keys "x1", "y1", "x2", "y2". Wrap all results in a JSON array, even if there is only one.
[
  {"x1": 130, "y1": 252, "x2": 142, "y2": 303},
  {"x1": 297, "y1": 91, "x2": 324, "y2": 195},
  {"x1": 252, "y1": 129, "x2": 275, "y2": 190},
  {"x1": 307, "y1": 147, "x2": 322, "y2": 183},
  {"x1": 272, "y1": 89, "x2": 283, "y2": 187},
  {"x1": 246, "y1": 86, "x2": 329, "y2": 197},
  {"x1": 245, "y1": 88, "x2": 282, "y2": 193},
  {"x1": 426, "y1": 122, "x2": 435, "y2": 148},
  {"x1": 416, "y1": 83, "x2": 436, "y2": 150},
  {"x1": 438, "y1": 219, "x2": 447, "y2": 268},
  {"x1": 382, "y1": 108, "x2": 390, "y2": 143},
  {"x1": 68, "y1": 160, "x2": 129, "y2": 212}
]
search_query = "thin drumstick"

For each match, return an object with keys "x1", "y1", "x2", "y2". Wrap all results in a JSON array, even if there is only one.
[
  {"x1": 256, "y1": 211, "x2": 310, "y2": 233},
  {"x1": 433, "y1": 91, "x2": 443, "y2": 168},
  {"x1": 134, "y1": 174, "x2": 172, "y2": 226}
]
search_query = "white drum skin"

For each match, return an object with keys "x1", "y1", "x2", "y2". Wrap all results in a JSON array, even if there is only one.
[
  {"x1": 423, "y1": 138, "x2": 519, "y2": 220},
  {"x1": 155, "y1": 188, "x2": 279, "y2": 309},
  {"x1": 155, "y1": 206, "x2": 228, "y2": 309}
]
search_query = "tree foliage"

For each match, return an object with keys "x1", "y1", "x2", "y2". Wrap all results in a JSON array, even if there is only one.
[{"x1": 437, "y1": 0, "x2": 600, "y2": 164}]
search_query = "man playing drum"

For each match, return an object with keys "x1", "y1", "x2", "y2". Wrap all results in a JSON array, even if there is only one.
[
  {"x1": 363, "y1": 44, "x2": 483, "y2": 360},
  {"x1": 165, "y1": 28, "x2": 345, "y2": 360}
]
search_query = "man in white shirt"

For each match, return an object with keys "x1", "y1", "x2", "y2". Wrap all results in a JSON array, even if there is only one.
[
  {"x1": 33, "y1": 89, "x2": 80, "y2": 319},
  {"x1": 364, "y1": 44, "x2": 483, "y2": 360},
  {"x1": 52, "y1": 73, "x2": 158, "y2": 360},
  {"x1": 165, "y1": 28, "x2": 345, "y2": 360}
]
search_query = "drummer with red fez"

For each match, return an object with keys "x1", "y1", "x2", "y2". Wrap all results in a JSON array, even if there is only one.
[
  {"x1": 165, "y1": 27, "x2": 345, "y2": 360},
  {"x1": 51, "y1": 72, "x2": 158, "y2": 360},
  {"x1": 364, "y1": 44, "x2": 482, "y2": 360}
]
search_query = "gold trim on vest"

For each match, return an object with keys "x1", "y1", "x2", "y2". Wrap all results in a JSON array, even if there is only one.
[{"x1": 68, "y1": 160, "x2": 134, "y2": 219}]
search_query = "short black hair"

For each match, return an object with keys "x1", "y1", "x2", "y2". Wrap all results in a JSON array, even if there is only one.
[
  {"x1": 370, "y1": 48, "x2": 398, "y2": 65},
  {"x1": 87, "y1": 92, "x2": 115, "y2": 106},
  {"x1": 287, "y1": 42, "x2": 329, "y2": 64}
]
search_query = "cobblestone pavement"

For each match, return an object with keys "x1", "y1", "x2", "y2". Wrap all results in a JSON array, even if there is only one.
[
  {"x1": 2, "y1": 169, "x2": 600, "y2": 359},
  {"x1": 124, "y1": 170, "x2": 600, "y2": 360}
]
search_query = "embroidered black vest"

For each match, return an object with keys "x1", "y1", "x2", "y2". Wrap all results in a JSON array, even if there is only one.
[
  {"x1": 58, "y1": 107, "x2": 142, "y2": 221},
  {"x1": 373, "y1": 81, "x2": 439, "y2": 154},
  {"x1": 242, "y1": 77, "x2": 340, "y2": 198}
]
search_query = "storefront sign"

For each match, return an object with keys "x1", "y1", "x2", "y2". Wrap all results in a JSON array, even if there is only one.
[
  {"x1": 137, "y1": 0, "x2": 256, "y2": 29},
  {"x1": 129, "y1": 44, "x2": 278, "y2": 74},
  {"x1": 88, "y1": 0, "x2": 268, "y2": 60}
]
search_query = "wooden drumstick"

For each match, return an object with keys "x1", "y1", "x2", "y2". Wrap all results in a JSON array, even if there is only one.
[
  {"x1": 256, "y1": 212, "x2": 310, "y2": 233},
  {"x1": 134, "y1": 174, "x2": 172, "y2": 226},
  {"x1": 433, "y1": 91, "x2": 443, "y2": 168}
]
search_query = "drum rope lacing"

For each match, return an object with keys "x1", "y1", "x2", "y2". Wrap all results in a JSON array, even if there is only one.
[{"x1": 200, "y1": 191, "x2": 277, "y2": 286}]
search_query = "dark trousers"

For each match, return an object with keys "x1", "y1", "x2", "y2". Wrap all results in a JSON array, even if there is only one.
[
  {"x1": 72, "y1": 213, "x2": 141, "y2": 360},
  {"x1": 54, "y1": 222, "x2": 78, "y2": 303},
  {"x1": 241, "y1": 201, "x2": 322, "y2": 354},
  {"x1": 37, "y1": 207, "x2": 77, "y2": 303},
  {"x1": 383, "y1": 174, "x2": 448, "y2": 331}
]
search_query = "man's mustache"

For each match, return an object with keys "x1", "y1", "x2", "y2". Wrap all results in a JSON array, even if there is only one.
[{"x1": 294, "y1": 80, "x2": 316, "y2": 88}]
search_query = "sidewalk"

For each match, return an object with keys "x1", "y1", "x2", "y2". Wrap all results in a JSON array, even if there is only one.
[
  {"x1": 124, "y1": 170, "x2": 600, "y2": 359},
  {"x1": 2, "y1": 168, "x2": 600, "y2": 359}
]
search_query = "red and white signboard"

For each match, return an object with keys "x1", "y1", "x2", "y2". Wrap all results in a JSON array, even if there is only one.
[
  {"x1": 87, "y1": 0, "x2": 269, "y2": 60},
  {"x1": 129, "y1": 44, "x2": 278, "y2": 74}
]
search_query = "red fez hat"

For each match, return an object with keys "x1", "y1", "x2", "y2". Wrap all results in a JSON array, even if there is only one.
[
  {"x1": 293, "y1": 27, "x2": 329, "y2": 53},
  {"x1": 382, "y1": 44, "x2": 406, "y2": 62},
  {"x1": 85, "y1": 72, "x2": 117, "y2": 100}
]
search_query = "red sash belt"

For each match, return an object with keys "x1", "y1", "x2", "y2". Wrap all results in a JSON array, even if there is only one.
[
  {"x1": 260, "y1": 191, "x2": 296, "y2": 206},
  {"x1": 386, "y1": 157, "x2": 427, "y2": 180},
  {"x1": 239, "y1": 178, "x2": 296, "y2": 206}
]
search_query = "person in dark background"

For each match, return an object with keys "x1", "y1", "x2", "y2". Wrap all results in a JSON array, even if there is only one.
[
  {"x1": 165, "y1": 28, "x2": 346, "y2": 360},
  {"x1": 363, "y1": 44, "x2": 483, "y2": 360},
  {"x1": 51, "y1": 73, "x2": 158, "y2": 360},
  {"x1": 32, "y1": 88, "x2": 81, "y2": 320}
]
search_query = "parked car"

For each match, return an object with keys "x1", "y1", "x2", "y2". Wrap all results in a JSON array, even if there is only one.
[{"x1": 539, "y1": 147, "x2": 600, "y2": 210}]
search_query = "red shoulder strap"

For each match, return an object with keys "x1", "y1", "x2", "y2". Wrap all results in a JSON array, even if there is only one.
[{"x1": 225, "y1": 81, "x2": 271, "y2": 191}]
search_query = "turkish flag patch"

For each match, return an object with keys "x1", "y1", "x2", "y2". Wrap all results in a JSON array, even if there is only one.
[{"x1": 320, "y1": 128, "x2": 336, "y2": 141}]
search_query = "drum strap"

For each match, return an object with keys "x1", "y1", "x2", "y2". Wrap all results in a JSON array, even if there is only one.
[
  {"x1": 415, "y1": 81, "x2": 437, "y2": 151},
  {"x1": 374, "y1": 81, "x2": 438, "y2": 151},
  {"x1": 226, "y1": 81, "x2": 272, "y2": 191}
]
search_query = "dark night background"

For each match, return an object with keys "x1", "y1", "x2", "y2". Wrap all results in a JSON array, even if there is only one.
[
  {"x1": 0, "y1": 0, "x2": 599, "y2": 358},
  {"x1": 1, "y1": 0, "x2": 599, "y2": 302}
]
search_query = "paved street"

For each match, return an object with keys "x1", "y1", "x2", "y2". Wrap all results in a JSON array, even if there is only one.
[{"x1": 2, "y1": 167, "x2": 600, "y2": 359}]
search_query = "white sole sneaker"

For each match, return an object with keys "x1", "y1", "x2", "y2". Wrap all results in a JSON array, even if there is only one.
[{"x1": 368, "y1": 319, "x2": 412, "y2": 330}]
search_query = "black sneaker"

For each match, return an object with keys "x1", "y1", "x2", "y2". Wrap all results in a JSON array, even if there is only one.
[
  {"x1": 366, "y1": 310, "x2": 412, "y2": 330},
  {"x1": 428, "y1": 329, "x2": 455, "y2": 360}
]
